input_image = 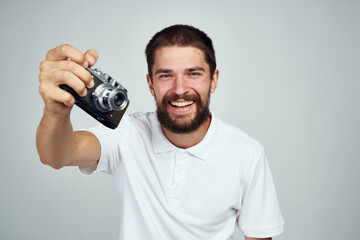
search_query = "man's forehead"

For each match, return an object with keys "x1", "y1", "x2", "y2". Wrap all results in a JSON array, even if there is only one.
[
  {"x1": 155, "y1": 45, "x2": 204, "y2": 55},
  {"x1": 153, "y1": 45, "x2": 208, "y2": 69}
]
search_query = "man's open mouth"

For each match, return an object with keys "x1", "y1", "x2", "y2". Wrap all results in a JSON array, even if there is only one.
[{"x1": 169, "y1": 101, "x2": 194, "y2": 108}]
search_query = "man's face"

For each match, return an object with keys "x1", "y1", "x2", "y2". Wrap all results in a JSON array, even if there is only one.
[{"x1": 147, "y1": 46, "x2": 218, "y2": 134}]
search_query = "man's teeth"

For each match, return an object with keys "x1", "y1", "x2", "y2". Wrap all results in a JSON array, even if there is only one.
[{"x1": 170, "y1": 101, "x2": 194, "y2": 107}]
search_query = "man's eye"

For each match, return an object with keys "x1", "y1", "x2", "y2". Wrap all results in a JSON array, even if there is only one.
[
  {"x1": 160, "y1": 74, "x2": 171, "y2": 78},
  {"x1": 189, "y1": 72, "x2": 200, "y2": 76}
]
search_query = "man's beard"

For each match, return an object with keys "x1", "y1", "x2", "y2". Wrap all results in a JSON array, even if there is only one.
[{"x1": 155, "y1": 91, "x2": 211, "y2": 134}]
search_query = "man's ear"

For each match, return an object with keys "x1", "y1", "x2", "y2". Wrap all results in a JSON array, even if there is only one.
[
  {"x1": 147, "y1": 74, "x2": 155, "y2": 96},
  {"x1": 210, "y1": 69, "x2": 219, "y2": 93}
]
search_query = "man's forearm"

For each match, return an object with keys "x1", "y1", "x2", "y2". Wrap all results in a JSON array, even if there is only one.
[{"x1": 36, "y1": 109, "x2": 75, "y2": 169}]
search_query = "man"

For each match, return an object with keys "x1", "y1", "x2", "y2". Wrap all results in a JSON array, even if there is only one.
[{"x1": 37, "y1": 25, "x2": 284, "y2": 240}]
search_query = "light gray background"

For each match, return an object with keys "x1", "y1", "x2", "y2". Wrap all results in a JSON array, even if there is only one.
[{"x1": 0, "y1": 0, "x2": 359, "y2": 239}]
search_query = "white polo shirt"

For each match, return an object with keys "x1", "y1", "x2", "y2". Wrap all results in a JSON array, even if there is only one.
[{"x1": 80, "y1": 112, "x2": 284, "y2": 239}]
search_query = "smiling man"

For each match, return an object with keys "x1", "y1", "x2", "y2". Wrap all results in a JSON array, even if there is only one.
[
  {"x1": 148, "y1": 45, "x2": 218, "y2": 148},
  {"x1": 37, "y1": 25, "x2": 284, "y2": 240}
]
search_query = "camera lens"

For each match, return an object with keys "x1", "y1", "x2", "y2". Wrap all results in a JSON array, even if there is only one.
[
  {"x1": 114, "y1": 92, "x2": 125, "y2": 107},
  {"x1": 93, "y1": 83, "x2": 128, "y2": 112},
  {"x1": 109, "y1": 89, "x2": 127, "y2": 110}
]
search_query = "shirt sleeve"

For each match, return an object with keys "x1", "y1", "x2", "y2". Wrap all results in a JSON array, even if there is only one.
[
  {"x1": 237, "y1": 149, "x2": 285, "y2": 238},
  {"x1": 78, "y1": 115, "x2": 131, "y2": 176}
]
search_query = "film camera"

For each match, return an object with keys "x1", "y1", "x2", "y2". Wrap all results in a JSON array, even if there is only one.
[{"x1": 60, "y1": 67, "x2": 129, "y2": 129}]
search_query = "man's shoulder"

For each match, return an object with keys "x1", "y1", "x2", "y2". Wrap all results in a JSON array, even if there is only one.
[
  {"x1": 122, "y1": 111, "x2": 156, "y2": 130},
  {"x1": 214, "y1": 116, "x2": 264, "y2": 153},
  {"x1": 127, "y1": 111, "x2": 156, "y2": 121}
]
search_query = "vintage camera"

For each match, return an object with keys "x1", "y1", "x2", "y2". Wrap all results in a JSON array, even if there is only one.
[{"x1": 60, "y1": 67, "x2": 129, "y2": 129}]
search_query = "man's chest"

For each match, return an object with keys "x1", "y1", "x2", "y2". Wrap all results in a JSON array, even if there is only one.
[{"x1": 118, "y1": 148, "x2": 243, "y2": 224}]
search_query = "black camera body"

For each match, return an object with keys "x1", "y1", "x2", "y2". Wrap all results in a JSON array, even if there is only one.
[{"x1": 60, "y1": 67, "x2": 129, "y2": 129}]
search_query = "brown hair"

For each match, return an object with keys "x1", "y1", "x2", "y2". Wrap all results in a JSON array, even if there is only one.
[{"x1": 145, "y1": 24, "x2": 216, "y2": 81}]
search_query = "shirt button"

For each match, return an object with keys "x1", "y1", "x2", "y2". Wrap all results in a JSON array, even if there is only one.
[
  {"x1": 175, "y1": 159, "x2": 183, "y2": 165},
  {"x1": 176, "y1": 150, "x2": 187, "y2": 160}
]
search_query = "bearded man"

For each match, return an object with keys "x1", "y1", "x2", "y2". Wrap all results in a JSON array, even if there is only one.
[{"x1": 37, "y1": 24, "x2": 284, "y2": 240}]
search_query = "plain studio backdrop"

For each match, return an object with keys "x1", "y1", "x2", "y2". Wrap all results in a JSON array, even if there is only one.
[{"x1": 0, "y1": 0, "x2": 359, "y2": 239}]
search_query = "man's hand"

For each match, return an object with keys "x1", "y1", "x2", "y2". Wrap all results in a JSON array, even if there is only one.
[
  {"x1": 36, "y1": 44, "x2": 101, "y2": 169},
  {"x1": 38, "y1": 44, "x2": 98, "y2": 117}
]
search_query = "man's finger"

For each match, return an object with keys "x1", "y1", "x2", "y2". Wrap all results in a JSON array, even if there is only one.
[
  {"x1": 40, "y1": 70, "x2": 87, "y2": 97},
  {"x1": 39, "y1": 60, "x2": 93, "y2": 87},
  {"x1": 46, "y1": 44, "x2": 86, "y2": 66},
  {"x1": 84, "y1": 49, "x2": 99, "y2": 66},
  {"x1": 48, "y1": 87, "x2": 76, "y2": 107}
]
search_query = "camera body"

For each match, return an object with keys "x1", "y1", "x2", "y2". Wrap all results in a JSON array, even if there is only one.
[{"x1": 60, "y1": 67, "x2": 129, "y2": 129}]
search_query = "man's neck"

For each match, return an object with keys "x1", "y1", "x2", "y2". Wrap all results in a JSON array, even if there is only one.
[{"x1": 161, "y1": 115, "x2": 212, "y2": 149}]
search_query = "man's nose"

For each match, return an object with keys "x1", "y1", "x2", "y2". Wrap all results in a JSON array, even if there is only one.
[{"x1": 171, "y1": 76, "x2": 189, "y2": 95}]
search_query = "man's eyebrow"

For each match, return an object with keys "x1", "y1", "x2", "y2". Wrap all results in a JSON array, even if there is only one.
[
  {"x1": 154, "y1": 67, "x2": 206, "y2": 75},
  {"x1": 186, "y1": 67, "x2": 205, "y2": 72},
  {"x1": 154, "y1": 69, "x2": 173, "y2": 75}
]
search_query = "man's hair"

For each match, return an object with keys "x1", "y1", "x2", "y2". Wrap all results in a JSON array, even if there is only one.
[{"x1": 145, "y1": 24, "x2": 216, "y2": 80}]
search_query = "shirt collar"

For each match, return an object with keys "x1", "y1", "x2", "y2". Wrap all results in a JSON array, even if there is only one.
[{"x1": 150, "y1": 112, "x2": 218, "y2": 161}]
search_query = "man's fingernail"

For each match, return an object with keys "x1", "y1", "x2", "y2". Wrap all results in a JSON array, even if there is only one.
[
  {"x1": 88, "y1": 80, "x2": 95, "y2": 88},
  {"x1": 81, "y1": 89, "x2": 87, "y2": 97},
  {"x1": 83, "y1": 61, "x2": 88, "y2": 68},
  {"x1": 87, "y1": 55, "x2": 95, "y2": 66}
]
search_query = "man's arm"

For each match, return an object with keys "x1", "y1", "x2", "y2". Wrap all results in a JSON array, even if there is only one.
[
  {"x1": 36, "y1": 110, "x2": 100, "y2": 169},
  {"x1": 245, "y1": 237, "x2": 271, "y2": 240},
  {"x1": 36, "y1": 44, "x2": 100, "y2": 169}
]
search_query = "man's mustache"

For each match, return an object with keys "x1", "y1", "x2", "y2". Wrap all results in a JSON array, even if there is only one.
[{"x1": 162, "y1": 93, "x2": 200, "y2": 103}]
